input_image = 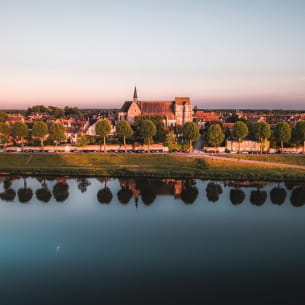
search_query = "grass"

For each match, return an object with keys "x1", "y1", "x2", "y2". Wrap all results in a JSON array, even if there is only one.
[
  {"x1": 223, "y1": 154, "x2": 305, "y2": 166},
  {"x1": 0, "y1": 153, "x2": 304, "y2": 181}
]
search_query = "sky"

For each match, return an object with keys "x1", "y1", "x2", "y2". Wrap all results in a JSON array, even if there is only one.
[{"x1": 0, "y1": 0, "x2": 305, "y2": 109}]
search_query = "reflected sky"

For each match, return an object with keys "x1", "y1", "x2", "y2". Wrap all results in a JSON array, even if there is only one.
[{"x1": 0, "y1": 177, "x2": 305, "y2": 304}]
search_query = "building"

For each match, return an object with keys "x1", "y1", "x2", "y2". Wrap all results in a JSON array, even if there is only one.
[{"x1": 118, "y1": 87, "x2": 193, "y2": 127}]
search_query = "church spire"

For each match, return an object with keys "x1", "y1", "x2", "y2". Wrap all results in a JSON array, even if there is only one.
[{"x1": 133, "y1": 86, "x2": 138, "y2": 103}]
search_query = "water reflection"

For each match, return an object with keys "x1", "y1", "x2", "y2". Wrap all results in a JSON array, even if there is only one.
[
  {"x1": 206, "y1": 182, "x2": 223, "y2": 203},
  {"x1": 0, "y1": 176, "x2": 305, "y2": 208},
  {"x1": 230, "y1": 188, "x2": 245, "y2": 205},
  {"x1": 291, "y1": 187, "x2": 305, "y2": 207},
  {"x1": 250, "y1": 188, "x2": 267, "y2": 206}
]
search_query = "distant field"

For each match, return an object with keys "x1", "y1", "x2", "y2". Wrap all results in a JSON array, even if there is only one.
[
  {"x1": 0, "y1": 153, "x2": 304, "y2": 181},
  {"x1": 223, "y1": 154, "x2": 305, "y2": 166}
]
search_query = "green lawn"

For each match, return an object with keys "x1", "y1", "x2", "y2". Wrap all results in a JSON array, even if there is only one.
[
  {"x1": 0, "y1": 153, "x2": 304, "y2": 181},
  {"x1": 223, "y1": 154, "x2": 305, "y2": 166}
]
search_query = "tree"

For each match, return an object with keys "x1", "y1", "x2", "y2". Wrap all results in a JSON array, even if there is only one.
[
  {"x1": 182, "y1": 122, "x2": 200, "y2": 153},
  {"x1": 294, "y1": 120, "x2": 305, "y2": 153},
  {"x1": 12, "y1": 121, "x2": 29, "y2": 151},
  {"x1": 274, "y1": 122, "x2": 291, "y2": 152},
  {"x1": 207, "y1": 124, "x2": 225, "y2": 148},
  {"x1": 32, "y1": 121, "x2": 48, "y2": 151},
  {"x1": 254, "y1": 121, "x2": 271, "y2": 154},
  {"x1": 0, "y1": 122, "x2": 10, "y2": 151},
  {"x1": 0, "y1": 112, "x2": 8, "y2": 122},
  {"x1": 232, "y1": 121, "x2": 248, "y2": 153},
  {"x1": 140, "y1": 120, "x2": 157, "y2": 153},
  {"x1": 77, "y1": 135, "x2": 88, "y2": 147},
  {"x1": 95, "y1": 120, "x2": 111, "y2": 152},
  {"x1": 49, "y1": 122, "x2": 66, "y2": 151},
  {"x1": 116, "y1": 120, "x2": 133, "y2": 152}
]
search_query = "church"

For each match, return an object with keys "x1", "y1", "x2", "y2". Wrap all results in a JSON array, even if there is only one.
[{"x1": 118, "y1": 87, "x2": 193, "y2": 127}]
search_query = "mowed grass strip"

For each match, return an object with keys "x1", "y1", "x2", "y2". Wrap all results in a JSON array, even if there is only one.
[{"x1": 223, "y1": 154, "x2": 305, "y2": 166}]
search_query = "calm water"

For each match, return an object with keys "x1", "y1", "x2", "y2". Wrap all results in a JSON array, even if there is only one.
[{"x1": 0, "y1": 176, "x2": 305, "y2": 305}]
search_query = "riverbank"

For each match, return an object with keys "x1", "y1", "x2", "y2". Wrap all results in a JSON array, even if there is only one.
[{"x1": 0, "y1": 153, "x2": 305, "y2": 181}]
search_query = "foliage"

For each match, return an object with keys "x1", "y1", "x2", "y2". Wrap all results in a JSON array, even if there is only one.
[
  {"x1": 95, "y1": 120, "x2": 111, "y2": 152},
  {"x1": 77, "y1": 135, "x2": 89, "y2": 147},
  {"x1": 0, "y1": 112, "x2": 8, "y2": 122},
  {"x1": 232, "y1": 121, "x2": 248, "y2": 142},
  {"x1": 274, "y1": 122, "x2": 291, "y2": 150},
  {"x1": 254, "y1": 121, "x2": 271, "y2": 153},
  {"x1": 64, "y1": 106, "x2": 81, "y2": 116},
  {"x1": 32, "y1": 121, "x2": 49, "y2": 149},
  {"x1": 294, "y1": 120, "x2": 305, "y2": 152},
  {"x1": 207, "y1": 124, "x2": 225, "y2": 147},
  {"x1": 49, "y1": 122, "x2": 66, "y2": 145},
  {"x1": 182, "y1": 122, "x2": 200, "y2": 152},
  {"x1": 116, "y1": 120, "x2": 133, "y2": 151},
  {"x1": 140, "y1": 120, "x2": 157, "y2": 152}
]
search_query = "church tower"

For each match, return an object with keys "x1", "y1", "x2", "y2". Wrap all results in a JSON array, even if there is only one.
[{"x1": 133, "y1": 86, "x2": 138, "y2": 104}]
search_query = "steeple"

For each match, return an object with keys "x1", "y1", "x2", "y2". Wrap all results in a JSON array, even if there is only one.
[{"x1": 133, "y1": 86, "x2": 138, "y2": 103}]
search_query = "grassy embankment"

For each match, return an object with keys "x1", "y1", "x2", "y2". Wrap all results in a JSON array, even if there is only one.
[
  {"x1": 0, "y1": 153, "x2": 304, "y2": 181},
  {"x1": 223, "y1": 154, "x2": 305, "y2": 166}
]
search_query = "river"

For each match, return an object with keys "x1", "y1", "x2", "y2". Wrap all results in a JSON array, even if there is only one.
[{"x1": 0, "y1": 176, "x2": 305, "y2": 304}]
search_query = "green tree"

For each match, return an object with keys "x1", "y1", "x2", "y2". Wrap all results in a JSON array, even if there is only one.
[
  {"x1": 49, "y1": 122, "x2": 66, "y2": 151},
  {"x1": 207, "y1": 124, "x2": 225, "y2": 148},
  {"x1": 95, "y1": 120, "x2": 111, "y2": 152},
  {"x1": 12, "y1": 121, "x2": 29, "y2": 151},
  {"x1": 140, "y1": 120, "x2": 157, "y2": 153},
  {"x1": 76, "y1": 135, "x2": 88, "y2": 147},
  {"x1": 294, "y1": 120, "x2": 305, "y2": 153},
  {"x1": 32, "y1": 121, "x2": 49, "y2": 151},
  {"x1": 274, "y1": 122, "x2": 291, "y2": 152},
  {"x1": 116, "y1": 120, "x2": 133, "y2": 152},
  {"x1": 254, "y1": 121, "x2": 271, "y2": 154},
  {"x1": 0, "y1": 112, "x2": 8, "y2": 122},
  {"x1": 182, "y1": 122, "x2": 200, "y2": 152},
  {"x1": 232, "y1": 121, "x2": 248, "y2": 153},
  {"x1": 0, "y1": 122, "x2": 10, "y2": 151}
]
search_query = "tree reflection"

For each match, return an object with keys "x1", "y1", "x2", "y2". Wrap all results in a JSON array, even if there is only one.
[
  {"x1": 270, "y1": 186, "x2": 286, "y2": 205},
  {"x1": 181, "y1": 182, "x2": 198, "y2": 204},
  {"x1": 290, "y1": 187, "x2": 305, "y2": 207},
  {"x1": 18, "y1": 177, "x2": 33, "y2": 203},
  {"x1": 206, "y1": 182, "x2": 222, "y2": 202},
  {"x1": 230, "y1": 188, "x2": 245, "y2": 205},
  {"x1": 0, "y1": 179, "x2": 16, "y2": 201},
  {"x1": 141, "y1": 186, "x2": 156, "y2": 206},
  {"x1": 36, "y1": 188, "x2": 52, "y2": 203},
  {"x1": 97, "y1": 187, "x2": 113, "y2": 204},
  {"x1": 77, "y1": 178, "x2": 91, "y2": 193},
  {"x1": 117, "y1": 188, "x2": 133, "y2": 204},
  {"x1": 250, "y1": 189, "x2": 267, "y2": 206},
  {"x1": 53, "y1": 182, "x2": 69, "y2": 202}
]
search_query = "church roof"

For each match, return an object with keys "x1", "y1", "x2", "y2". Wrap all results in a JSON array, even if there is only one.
[
  {"x1": 138, "y1": 101, "x2": 175, "y2": 119},
  {"x1": 120, "y1": 101, "x2": 132, "y2": 112}
]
